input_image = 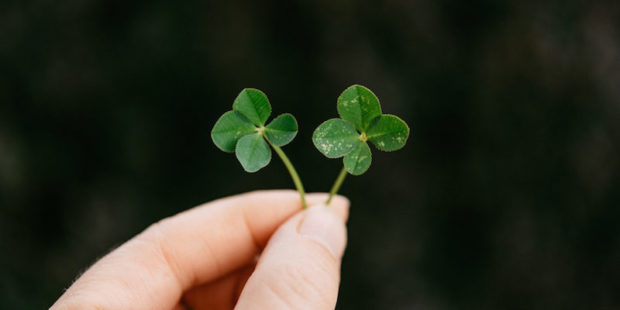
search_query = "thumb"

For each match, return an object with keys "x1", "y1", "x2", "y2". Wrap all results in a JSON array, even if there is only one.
[{"x1": 235, "y1": 203, "x2": 348, "y2": 310}]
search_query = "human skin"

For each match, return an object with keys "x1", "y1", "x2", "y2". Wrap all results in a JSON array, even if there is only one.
[{"x1": 51, "y1": 190, "x2": 349, "y2": 310}]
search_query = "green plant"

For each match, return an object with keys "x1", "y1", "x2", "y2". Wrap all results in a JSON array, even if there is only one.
[
  {"x1": 211, "y1": 88, "x2": 306, "y2": 208},
  {"x1": 211, "y1": 85, "x2": 410, "y2": 209},
  {"x1": 312, "y1": 85, "x2": 409, "y2": 203}
]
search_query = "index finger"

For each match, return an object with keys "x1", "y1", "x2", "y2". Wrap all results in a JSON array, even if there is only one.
[{"x1": 51, "y1": 190, "x2": 349, "y2": 310}]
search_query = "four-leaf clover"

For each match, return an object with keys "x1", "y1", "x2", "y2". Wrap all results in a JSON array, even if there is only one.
[
  {"x1": 211, "y1": 88, "x2": 298, "y2": 172},
  {"x1": 312, "y1": 85, "x2": 410, "y2": 175},
  {"x1": 211, "y1": 85, "x2": 410, "y2": 208}
]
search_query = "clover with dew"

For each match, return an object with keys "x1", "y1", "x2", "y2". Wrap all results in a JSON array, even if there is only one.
[
  {"x1": 312, "y1": 85, "x2": 410, "y2": 203},
  {"x1": 211, "y1": 85, "x2": 410, "y2": 209}
]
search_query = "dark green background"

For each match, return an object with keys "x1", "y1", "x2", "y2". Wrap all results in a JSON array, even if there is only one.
[{"x1": 1, "y1": 0, "x2": 619, "y2": 308}]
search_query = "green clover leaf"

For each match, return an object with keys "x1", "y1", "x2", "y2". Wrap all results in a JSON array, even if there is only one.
[
  {"x1": 337, "y1": 84, "x2": 382, "y2": 132},
  {"x1": 211, "y1": 111, "x2": 257, "y2": 152},
  {"x1": 366, "y1": 114, "x2": 409, "y2": 151},
  {"x1": 343, "y1": 140, "x2": 372, "y2": 175},
  {"x1": 313, "y1": 85, "x2": 410, "y2": 175},
  {"x1": 312, "y1": 119, "x2": 359, "y2": 158},
  {"x1": 232, "y1": 88, "x2": 271, "y2": 126},
  {"x1": 264, "y1": 113, "x2": 298, "y2": 146},
  {"x1": 211, "y1": 88, "x2": 298, "y2": 173},
  {"x1": 235, "y1": 132, "x2": 271, "y2": 172}
]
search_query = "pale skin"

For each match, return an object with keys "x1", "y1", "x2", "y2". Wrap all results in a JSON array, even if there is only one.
[{"x1": 51, "y1": 190, "x2": 349, "y2": 310}]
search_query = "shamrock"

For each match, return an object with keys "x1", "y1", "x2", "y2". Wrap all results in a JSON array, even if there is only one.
[
  {"x1": 210, "y1": 85, "x2": 411, "y2": 208},
  {"x1": 211, "y1": 88, "x2": 307, "y2": 208},
  {"x1": 211, "y1": 88, "x2": 298, "y2": 172},
  {"x1": 312, "y1": 85, "x2": 410, "y2": 175}
]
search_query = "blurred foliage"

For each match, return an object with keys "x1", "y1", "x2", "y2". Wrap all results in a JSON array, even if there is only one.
[{"x1": 1, "y1": 0, "x2": 619, "y2": 308}]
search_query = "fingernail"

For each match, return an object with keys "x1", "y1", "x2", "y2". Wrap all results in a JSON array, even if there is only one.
[{"x1": 299, "y1": 205, "x2": 347, "y2": 258}]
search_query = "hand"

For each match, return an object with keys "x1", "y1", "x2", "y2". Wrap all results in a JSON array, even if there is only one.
[{"x1": 51, "y1": 190, "x2": 349, "y2": 310}]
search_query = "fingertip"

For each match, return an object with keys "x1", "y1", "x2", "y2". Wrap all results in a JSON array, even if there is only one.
[
  {"x1": 329, "y1": 195, "x2": 350, "y2": 222},
  {"x1": 235, "y1": 202, "x2": 347, "y2": 310},
  {"x1": 298, "y1": 205, "x2": 348, "y2": 259}
]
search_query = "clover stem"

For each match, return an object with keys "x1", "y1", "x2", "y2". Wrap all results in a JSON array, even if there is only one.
[
  {"x1": 269, "y1": 143, "x2": 307, "y2": 209},
  {"x1": 326, "y1": 167, "x2": 348, "y2": 205}
]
